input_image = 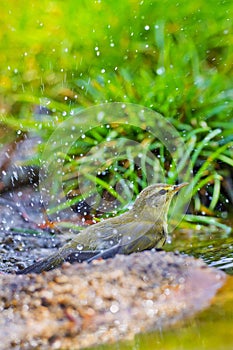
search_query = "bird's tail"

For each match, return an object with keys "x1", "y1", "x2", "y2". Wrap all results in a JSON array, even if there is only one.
[
  {"x1": 16, "y1": 251, "x2": 66, "y2": 274},
  {"x1": 16, "y1": 246, "x2": 98, "y2": 274}
]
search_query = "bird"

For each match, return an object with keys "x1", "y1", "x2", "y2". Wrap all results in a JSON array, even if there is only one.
[{"x1": 17, "y1": 182, "x2": 188, "y2": 274}]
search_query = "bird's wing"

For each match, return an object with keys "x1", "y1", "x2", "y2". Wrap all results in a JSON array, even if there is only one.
[
  {"x1": 85, "y1": 219, "x2": 156, "y2": 251},
  {"x1": 86, "y1": 221, "x2": 162, "y2": 261}
]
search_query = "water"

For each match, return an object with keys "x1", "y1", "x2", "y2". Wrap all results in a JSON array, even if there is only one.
[{"x1": 166, "y1": 229, "x2": 233, "y2": 275}]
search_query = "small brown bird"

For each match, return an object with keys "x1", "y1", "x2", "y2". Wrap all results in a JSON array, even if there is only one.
[{"x1": 17, "y1": 182, "x2": 188, "y2": 274}]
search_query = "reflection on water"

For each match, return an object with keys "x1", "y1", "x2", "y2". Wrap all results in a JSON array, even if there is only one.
[
  {"x1": 165, "y1": 226, "x2": 233, "y2": 275},
  {"x1": 209, "y1": 256, "x2": 233, "y2": 272}
]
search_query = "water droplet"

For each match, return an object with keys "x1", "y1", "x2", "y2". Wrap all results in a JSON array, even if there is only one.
[
  {"x1": 156, "y1": 67, "x2": 165, "y2": 75},
  {"x1": 110, "y1": 303, "x2": 119, "y2": 313}
]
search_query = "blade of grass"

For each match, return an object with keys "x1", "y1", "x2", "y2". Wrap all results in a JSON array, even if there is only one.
[
  {"x1": 184, "y1": 214, "x2": 232, "y2": 235},
  {"x1": 209, "y1": 174, "x2": 221, "y2": 210}
]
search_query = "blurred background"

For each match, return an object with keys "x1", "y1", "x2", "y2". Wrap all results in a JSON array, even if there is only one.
[{"x1": 1, "y1": 0, "x2": 232, "y2": 221}]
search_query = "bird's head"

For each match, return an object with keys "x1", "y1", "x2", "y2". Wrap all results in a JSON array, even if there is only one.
[{"x1": 132, "y1": 183, "x2": 188, "y2": 222}]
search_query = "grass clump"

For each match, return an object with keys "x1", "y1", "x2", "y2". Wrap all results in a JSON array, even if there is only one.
[{"x1": 0, "y1": 0, "x2": 232, "y2": 231}]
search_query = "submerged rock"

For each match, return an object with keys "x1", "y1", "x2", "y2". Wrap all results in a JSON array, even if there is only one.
[{"x1": 0, "y1": 250, "x2": 225, "y2": 350}]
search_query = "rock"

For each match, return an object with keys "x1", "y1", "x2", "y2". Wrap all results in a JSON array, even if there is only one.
[{"x1": 0, "y1": 250, "x2": 225, "y2": 350}]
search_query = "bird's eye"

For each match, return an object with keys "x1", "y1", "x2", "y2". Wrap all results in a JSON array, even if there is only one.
[{"x1": 158, "y1": 189, "x2": 167, "y2": 195}]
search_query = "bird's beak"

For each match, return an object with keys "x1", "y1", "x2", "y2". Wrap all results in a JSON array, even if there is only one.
[{"x1": 171, "y1": 182, "x2": 189, "y2": 192}]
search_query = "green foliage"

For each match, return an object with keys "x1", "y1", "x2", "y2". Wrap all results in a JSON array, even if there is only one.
[{"x1": 0, "y1": 0, "x2": 232, "y2": 229}]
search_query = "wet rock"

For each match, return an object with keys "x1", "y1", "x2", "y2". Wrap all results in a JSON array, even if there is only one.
[
  {"x1": 0, "y1": 230, "x2": 64, "y2": 274},
  {"x1": 0, "y1": 250, "x2": 225, "y2": 350}
]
